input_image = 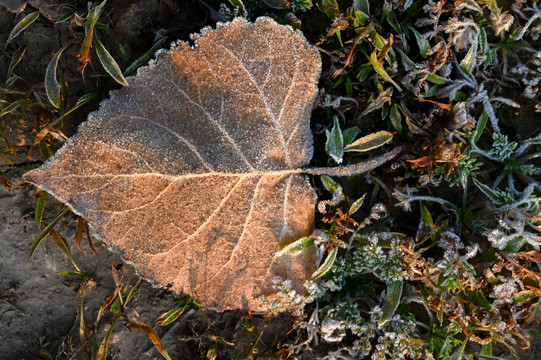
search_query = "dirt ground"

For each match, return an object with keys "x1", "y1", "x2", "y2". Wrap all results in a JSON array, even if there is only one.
[{"x1": 0, "y1": 0, "x2": 540, "y2": 359}]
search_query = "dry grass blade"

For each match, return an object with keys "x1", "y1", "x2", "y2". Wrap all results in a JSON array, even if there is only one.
[
  {"x1": 332, "y1": 26, "x2": 371, "y2": 78},
  {"x1": 33, "y1": 92, "x2": 97, "y2": 146},
  {"x1": 5, "y1": 12, "x2": 39, "y2": 48},
  {"x1": 74, "y1": 217, "x2": 84, "y2": 250},
  {"x1": 263, "y1": 0, "x2": 291, "y2": 9},
  {"x1": 125, "y1": 320, "x2": 172, "y2": 360},
  {"x1": 377, "y1": 33, "x2": 394, "y2": 62},
  {"x1": 96, "y1": 286, "x2": 121, "y2": 323},
  {"x1": 0, "y1": 171, "x2": 24, "y2": 190},
  {"x1": 344, "y1": 130, "x2": 393, "y2": 152},
  {"x1": 78, "y1": 0, "x2": 107, "y2": 72}
]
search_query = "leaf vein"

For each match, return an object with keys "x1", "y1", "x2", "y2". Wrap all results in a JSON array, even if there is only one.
[
  {"x1": 217, "y1": 44, "x2": 292, "y2": 168},
  {"x1": 123, "y1": 113, "x2": 214, "y2": 172},
  {"x1": 160, "y1": 74, "x2": 256, "y2": 171},
  {"x1": 197, "y1": 176, "x2": 264, "y2": 287}
]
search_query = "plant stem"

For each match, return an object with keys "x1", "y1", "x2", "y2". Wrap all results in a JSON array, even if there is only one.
[{"x1": 305, "y1": 145, "x2": 406, "y2": 177}]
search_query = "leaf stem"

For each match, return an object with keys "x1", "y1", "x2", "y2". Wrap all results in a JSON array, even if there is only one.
[{"x1": 304, "y1": 145, "x2": 406, "y2": 177}]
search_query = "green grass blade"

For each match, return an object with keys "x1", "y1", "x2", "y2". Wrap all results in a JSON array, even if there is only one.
[
  {"x1": 28, "y1": 206, "x2": 70, "y2": 261},
  {"x1": 459, "y1": 38, "x2": 478, "y2": 75},
  {"x1": 0, "y1": 100, "x2": 21, "y2": 117},
  {"x1": 390, "y1": 103, "x2": 402, "y2": 135},
  {"x1": 5, "y1": 12, "x2": 39, "y2": 48},
  {"x1": 380, "y1": 280, "x2": 403, "y2": 326},
  {"x1": 7, "y1": 47, "x2": 26, "y2": 78},
  {"x1": 357, "y1": 88, "x2": 393, "y2": 118},
  {"x1": 368, "y1": 50, "x2": 401, "y2": 91},
  {"x1": 158, "y1": 297, "x2": 192, "y2": 326},
  {"x1": 55, "y1": 12, "x2": 74, "y2": 24},
  {"x1": 73, "y1": 92, "x2": 99, "y2": 108},
  {"x1": 56, "y1": 271, "x2": 87, "y2": 277},
  {"x1": 342, "y1": 126, "x2": 359, "y2": 146},
  {"x1": 35, "y1": 191, "x2": 48, "y2": 229},
  {"x1": 408, "y1": 26, "x2": 431, "y2": 58},
  {"x1": 229, "y1": 0, "x2": 246, "y2": 14},
  {"x1": 420, "y1": 201, "x2": 434, "y2": 228},
  {"x1": 124, "y1": 37, "x2": 168, "y2": 77},
  {"x1": 0, "y1": 87, "x2": 25, "y2": 96},
  {"x1": 320, "y1": 175, "x2": 339, "y2": 193},
  {"x1": 348, "y1": 193, "x2": 366, "y2": 215},
  {"x1": 45, "y1": 42, "x2": 72, "y2": 109},
  {"x1": 277, "y1": 236, "x2": 315, "y2": 256},
  {"x1": 473, "y1": 112, "x2": 488, "y2": 144},
  {"x1": 0, "y1": 151, "x2": 14, "y2": 165},
  {"x1": 244, "y1": 329, "x2": 263, "y2": 360},
  {"x1": 310, "y1": 248, "x2": 338, "y2": 281},
  {"x1": 94, "y1": 34, "x2": 129, "y2": 87},
  {"x1": 326, "y1": 116, "x2": 343, "y2": 164},
  {"x1": 39, "y1": 140, "x2": 51, "y2": 161},
  {"x1": 49, "y1": 230, "x2": 81, "y2": 272},
  {"x1": 96, "y1": 315, "x2": 119, "y2": 360},
  {"x1": 426, "y1": 73, "x2": 447, "y2": 85}
]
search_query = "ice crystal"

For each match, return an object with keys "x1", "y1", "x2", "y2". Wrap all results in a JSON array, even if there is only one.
[
  {"x1": 484, "y1": 210, "x2": 541, "y2": 250},
  {"x1": 394, "y1": 185, "x2": 419, "y2": 212},
  {"x1": 321, "y1": 318, "x2": 346, "y2": 342},
  {"x1": 488, "y1": 133, "x2": 517, "y2": 161}
]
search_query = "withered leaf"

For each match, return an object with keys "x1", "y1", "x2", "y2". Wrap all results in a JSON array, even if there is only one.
[
  {"x1": 24, "y1": 18, "x2": 401, "y2": 311},
  {"x1": 24, "y1": 18, "x2": 321, "y2": 312}
]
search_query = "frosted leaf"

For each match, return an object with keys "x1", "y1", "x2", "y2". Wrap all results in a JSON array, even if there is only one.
[{"x1": 24, "y1": 17, "x2": 321, "y2": 312}]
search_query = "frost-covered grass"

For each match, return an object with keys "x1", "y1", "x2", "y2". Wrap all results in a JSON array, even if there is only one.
[{"x1": 247, "y1": 0, "x2": 541, "y2": 358}]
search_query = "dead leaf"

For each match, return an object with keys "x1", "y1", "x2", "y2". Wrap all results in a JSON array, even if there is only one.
[
  {"x1": 23, "y1": 18, "x2": 401, "y2": 311},
  {"x1": 24, "y1": 18, "x2": 321, "y2": 312}
]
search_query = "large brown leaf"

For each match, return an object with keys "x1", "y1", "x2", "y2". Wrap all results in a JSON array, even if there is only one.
[
  {"x1": 24, "y1": 18, "x2": 321, "y2": 311},
  {"x1": 24, "y1": 17, "x2": 403, "y2": 311}
]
